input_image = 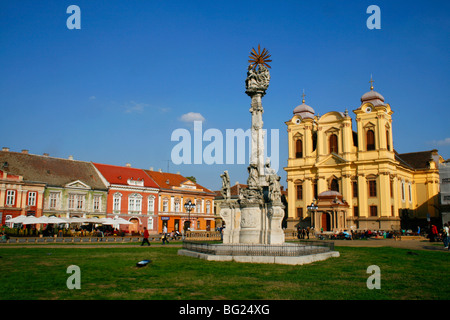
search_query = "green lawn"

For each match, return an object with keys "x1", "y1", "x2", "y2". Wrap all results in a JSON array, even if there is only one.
[{"x1": 0, "y1": 245, "x2": 448, "y2": 300}]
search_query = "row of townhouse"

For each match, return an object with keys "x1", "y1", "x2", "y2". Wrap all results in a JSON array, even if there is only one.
[{"x1": 0, "y1": 148, "x2": 216, "y2": 234}]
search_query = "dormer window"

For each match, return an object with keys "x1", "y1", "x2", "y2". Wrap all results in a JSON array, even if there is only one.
[{"x1": 127, "y1": 178, "x2": 144, "y2": 186}]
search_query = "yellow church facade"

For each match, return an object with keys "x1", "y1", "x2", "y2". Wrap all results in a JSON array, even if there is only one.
[{"x1": 284, "y1": 82, "x2": 442, "y2": 232}]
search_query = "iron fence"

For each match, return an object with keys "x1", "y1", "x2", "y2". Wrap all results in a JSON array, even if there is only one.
[{"x1": 182, "y1": 240, "x2": 334, "y2": 257}]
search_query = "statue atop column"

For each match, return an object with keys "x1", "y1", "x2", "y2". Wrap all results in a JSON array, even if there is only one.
[
  {"x1": 245, "y1": 45, "x2": 272, "y2": 95},
  {"x1": 219, "y1": 46, "x2": 285, "y2": 244}
]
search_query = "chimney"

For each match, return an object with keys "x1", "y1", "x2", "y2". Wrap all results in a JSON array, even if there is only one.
[
  {"x1": 43, "y1": 153, "x2": 49, "y2": 157},
  {"x1": 68, "y1": 155, "x2": 74, "y2": 160},
  {"x1": 159, "y1": 168, "x2": 162, "y2": 172},
  {"x1": 2, "y1": 147, "x2": 9, "y2": 152},
  {"x1": 21, "y1": 149, "x2": 29, "y2": 154},
  {"x1": 126, "y1": 163, "x2": 131, "y2": 167},
  {"x1": 149, "y1": 167, "x2": 154, "y2": 171}
]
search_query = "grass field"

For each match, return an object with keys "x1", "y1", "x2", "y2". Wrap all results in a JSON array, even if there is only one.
[{"x1": 0, "y1": 245, "x2": 448, "y2": 300}]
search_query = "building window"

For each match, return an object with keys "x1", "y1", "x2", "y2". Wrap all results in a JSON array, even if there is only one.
[
  {"x1": 68, "y1": 194, "x2": 75, "y2": 209},
  {"x1": 48, "y1": 192, "x2": 58, "y2": 209},
  {"x1": 162, "y1": 198, "x2": 169, "y2": 212},
  {"x1": 296, "y1": 207, "x2": 303, "y2": 219},
  {"x1": 312, "y1": 132, "x2": 317, "y2": 152},
  {"x1": 76, "y1": 195, "x2": 84, "y2": 209},
  {"x1": 367, "y1": 130, "x2": 375, "y2": 151},
  {"x1": 329, "y1": 134, "x2": 338, "y2": 154},
  {"x1": 295, "y1": 139, "x2": 303, "y2": 158},
  {"x1": 369, "y1": 180, "x2": 377, "y2": 197},
  {"x1": 174, "y1": 199, "x2": 180, "y2": 213},
  {"x1": 113, "y1": 193, "x2": 122, "y2": 212},
  {"x1": 93, "y1": 195, "x2": 101, "y2": 211},
  {"x1": 352, "y1": 181, "x2": 358, "y2": 198},
  {"x1": 27, "y1": 192, "x2": 37, "y2": 206},
  {"x1": 330, "y1": 178, "x2": 339, "y2": 192},
  {"x1": 401, "y1": 181, "x2": 405, "y2": 202},
  {"x1": 386, "y1": 130, "x2": 390, "y2": 151},
  {"x1": 128, "y1": 194, "x2": 142, "y2": 213},
  {"x1": 390, "y1": 180, "x2": 394, "y2": 198},
  {"x1": 69, "y1": 194, "x2": 85, "y2": 210},
  {"x1": 370, "y1": 205, "x2": 378, "y2": 217},
  {"x1": 148, "y1": 217, "x2": 154, "y2": 230},
  {"x1": 353, "y1": 206, "x2": 359, "y2": 217},
  {"x1": 6, "y1": 190, "x2": 16, "y2": 206},
  {"x1": 148, "y1": 196, "x2": 155, "y2": 214},
  {"x1": 296, "y1": 184, "x2": 303, "y2": 200},
  {"x1": 391, "y1": 205, "x2": 395, "y2": 217},
  {"x1": 409, "y1": 183, "x2": 412, "y2": 203},
  {"x1": 206, "y1": 201, "x2": 211, "y2": 214},
  {"x1": 313, "y1": 181, "x2": 318, "y2": 199},
  {"x1": 196, "y1": 200, "x2": 202, "y2": 213}
]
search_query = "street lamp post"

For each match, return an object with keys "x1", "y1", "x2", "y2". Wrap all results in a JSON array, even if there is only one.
[
  {"x1": 307, "y1": 199, "x2": 319, "y2": 230},
  {"x1": 184, "y1": 200, "x2": 196, "y2": 236}
]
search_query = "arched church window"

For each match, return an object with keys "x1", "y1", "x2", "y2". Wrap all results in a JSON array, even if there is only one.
[
  {"x1": 329, "y1": 134, "x2": 338, "y2": 154},
  {"x1": 386, "y1": 130, "x2": 390, "y2": 151},
  {"x1": 312, "y1": 132, "x2": 317, "y2": 152},
  {"x1": 367, "y1": 130, "x2": 375, "y2": 151},
  {"x1": 295, "y1": 139, "x2": 303, "y2": 158}
]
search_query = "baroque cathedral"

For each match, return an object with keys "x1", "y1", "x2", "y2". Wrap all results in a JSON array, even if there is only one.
[{"x1": 284, "y1": 80, "x2": 443, "y2": 231}]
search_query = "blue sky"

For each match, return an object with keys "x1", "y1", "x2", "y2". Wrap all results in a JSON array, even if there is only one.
[{"x1": 0, "y1": 0, "x2": 449, "y2": 191}]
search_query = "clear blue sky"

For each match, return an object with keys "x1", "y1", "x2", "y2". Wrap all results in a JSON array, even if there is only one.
[{"x1": 1, "y1": 0, "x2": 449, "y2": 191}]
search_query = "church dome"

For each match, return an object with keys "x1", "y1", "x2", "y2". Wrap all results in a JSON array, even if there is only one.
[
  {"x1": 360, "y1": 78, "x2": 385, "y2": 107},
  {"x1": 293, "y1": 93, "x2": 315, "y2": 119}
]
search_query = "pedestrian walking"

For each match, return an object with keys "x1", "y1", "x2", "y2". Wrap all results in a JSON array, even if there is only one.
[
  {"x1": 141, "y1": 227, "x2": 151, "y2": 246},
  {"x1": 162, "y1": 233, "x2": 170, "y2": 245},
  {"x1": 443, "y1": 223, "x2": 449, "y2": 249}
]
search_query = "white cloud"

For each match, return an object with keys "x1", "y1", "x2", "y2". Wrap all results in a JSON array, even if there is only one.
[
  {"x1": 89, "y1": 96, "x2": 96, "y2": 100},
  {"x1": 432, "y1": 137, "x2": 450, "y2": 146},
  {"x1": 123, "y1": 101, "x2": 148, "y2": 114},
  {"x1": 179, "y1": 112, "x2": 205, "y2": 123}
]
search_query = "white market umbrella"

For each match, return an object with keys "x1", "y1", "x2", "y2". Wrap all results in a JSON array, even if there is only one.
[
  {"x1": 67, "y1": 217, "x2": 88, "y2": 224},
  {"x1": 21, "y1": 216, "x2": 43, "y2": 225},
  {"x1": 46, "y1": 216, "x2": 68, "y2": 224},
  {"x1": 85, "y1": 217, "x2": 104, "y2": 224},
  {"x1": 37, "y1": 216, "x2": 50, "y2": 223},
  {"x1": 112, "y1": 217, "x2": 133, "y2": 225},
  {"x1": 100, "y1": 218, "x2": 116, "y2": 225},
  {"x1": 5, "y1": 215, "x2": 27, "y2": 224}
]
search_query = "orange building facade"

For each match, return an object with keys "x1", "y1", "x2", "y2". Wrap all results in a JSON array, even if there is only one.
[
  {"x1": 144, "y1": 170, "x2": 216, "y2": 233},
  {"x1": 93, "y1": 163, "x2": 160, "y2": 234},
  {"x1": 0, "y1": 168, "x2": 46, "y2": 225}
]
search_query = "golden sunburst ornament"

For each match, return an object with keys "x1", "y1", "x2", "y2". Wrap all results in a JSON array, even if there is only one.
[{"x1": 248, "y1": 45, "x2": 272, "y2": 70}]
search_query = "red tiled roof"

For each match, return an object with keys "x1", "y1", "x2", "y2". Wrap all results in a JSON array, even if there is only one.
[
  {"x1": 144, "y1": 170, "x2": 214, "y2": 194},
  {"x1": 0, "y1": 151, "x2": 108, "y2": 190},
  {"x1": 93, "y1": 163, "x2": 159, "y2": 189},
  {"x1": 395, "y1": 150, "x2": 438, "y2": 170}
]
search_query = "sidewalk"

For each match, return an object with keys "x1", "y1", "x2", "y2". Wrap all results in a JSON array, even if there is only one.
[{"x1": 331, "y1": 238, "x2": 449, "y2": 251}]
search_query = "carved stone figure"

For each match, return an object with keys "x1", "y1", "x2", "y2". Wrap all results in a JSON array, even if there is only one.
[
  {"x1": 220, "y1": 170, "x2": 231, "y2": 200},
  {"x1": 245, "y1": 65, "x2": 271, "y2": 93},
  {"x1": 247, "y1": 163, "x2": 260, "y2": 189}
]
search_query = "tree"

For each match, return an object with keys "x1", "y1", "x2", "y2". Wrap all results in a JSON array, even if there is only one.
[{"x1": 185, "y1": 176, "x2": 197, "y2": 183}]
